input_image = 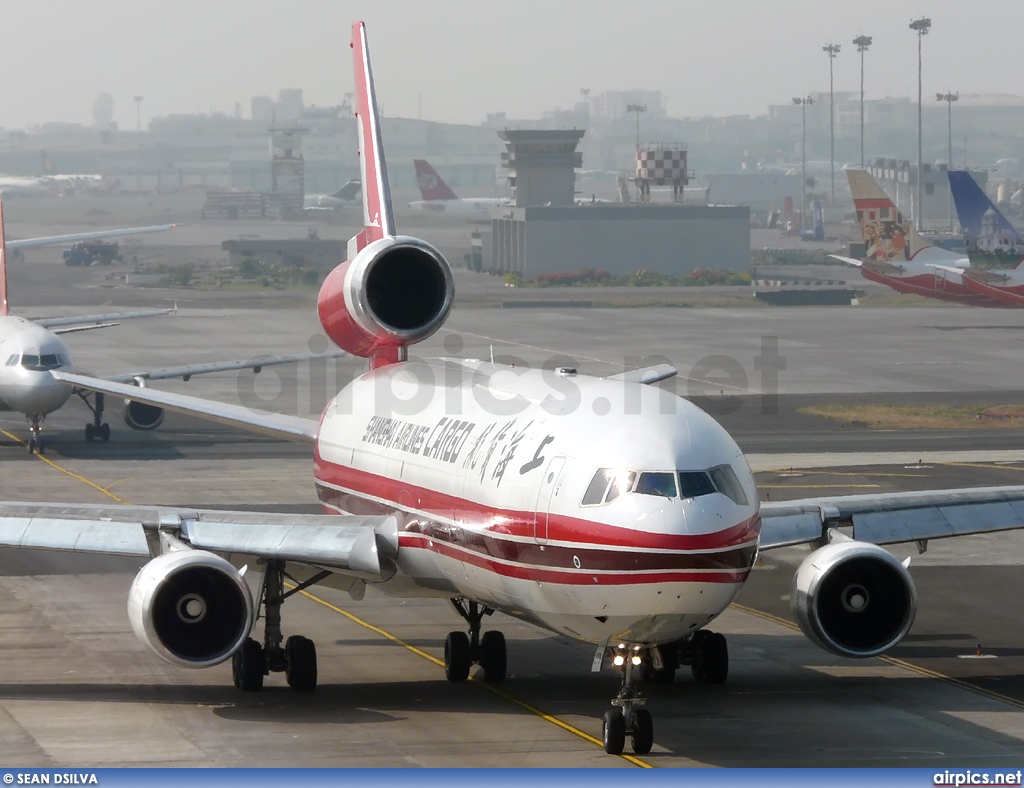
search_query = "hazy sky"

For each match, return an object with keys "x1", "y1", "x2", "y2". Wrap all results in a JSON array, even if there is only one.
[{"x1": 4, "y1": 0, "x2": 1023, "y2": 130}]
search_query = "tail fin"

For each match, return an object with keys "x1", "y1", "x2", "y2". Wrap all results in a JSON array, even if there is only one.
[
  {"x1": 351, "y1": 21, "x2": 395, "y2": 253},
  {"x1": 332, "y1": 179, "x2": 361, "y2": 202},
  {"x1": 413, "y1": 159, "x2": 459, "y2": 201},
  {"x1": 847, "y1": 169, "x2": 932, "y2": 261},
  {"x1": 948, "y1": 170, "x2": 1024, "y2": 263},
  {"x1": 0, "y1": 200, "x2": 8, "y2": 316}
]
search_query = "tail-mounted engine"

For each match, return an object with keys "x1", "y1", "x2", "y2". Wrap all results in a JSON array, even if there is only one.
[
  {"x1": 127, "y1": 550, "x2": 254, "y2": 668},
  {"x1": 317, "y1": 235, "x2": 454, "y2": 368},
  {"x1": 791, "y1": 540, "x2": 916, "y2": 658}
]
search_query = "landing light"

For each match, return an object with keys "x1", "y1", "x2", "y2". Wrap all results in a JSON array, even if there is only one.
[
  {"x1": 613, "y1": 655, "x2": 625, "y2": 667},
  {"x1": 631, "y1": 655, "x2": 642, "y2": 666}
]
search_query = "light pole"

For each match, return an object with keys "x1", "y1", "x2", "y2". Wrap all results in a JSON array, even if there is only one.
[
  {"x1": 853, "y1": 35, "x2": 872, "y2": 168},
  {"x1": 626, "y1": 103, "x2": 646, "y2": 150},
  {"x1": 822, "y1": 43, "x2": 840, "y2": 204},
  {"x1": 937, "y1": 91, "x2": 959, "y2": 230},
  {"x1": 910, "y1": 17, "x2": 931, "y2": 230},
  {"x1": 793, "y1": 96, "x2": 814, "y2": 231},
  {"x1": 133, "y1": 95, "x2": 143, "y2": 193}
]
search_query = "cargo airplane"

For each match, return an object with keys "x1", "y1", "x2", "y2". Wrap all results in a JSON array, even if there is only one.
[
  {"x1": 0, "y1": 210, "x2": 340, "y2": 452},
  {"x1": 408, "y1": 159, "x2": 506, "y2": 220},
  {"x1": 6, "y1": 22, "x2": 1024, "y2": 758},
  {"x1": 831, "y1": 169, "x2": 991, "y2": 304}
]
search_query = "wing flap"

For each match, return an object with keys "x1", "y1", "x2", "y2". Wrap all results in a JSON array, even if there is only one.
[
  {"x1": 759, "y1": 485, "x2": 1024, "y2": 550},
  {"x1": 52, "y1": 371, "x2": 318, "y2": 444}
]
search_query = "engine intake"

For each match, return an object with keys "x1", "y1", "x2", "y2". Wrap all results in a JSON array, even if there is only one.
[
  {"x1": 128, "y1": 550, "x2": 254, "y2": 668},
  {"x1": 791, "y1": 540, "x2": 916, "y2": 658},
  {"x1": 124, "y1": 399, "x2": 165, "y2": 430},
  {"x1": 317, "y1": 235, "x2": 453, "y2": 364}
]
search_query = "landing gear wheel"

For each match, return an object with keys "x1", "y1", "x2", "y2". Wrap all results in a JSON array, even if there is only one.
[
  {"x1": 284, "y1": 635, "x2": 317, "y2": 691},
  {"x1": 27, "y1": 438, "x2": 36, "y2": 454},
  {"x1": 630, "y1": 708, "x2": 654, "y2": 755},
  {"x1": 444, "y1": 631, "x2": 471, "y2": 683},
  {"x1": 691, "y1": 631, "x2": 728, "y2": 684},
  {"x1": 232, "y1": 637, "x2": 265, "y2": 691},
  {"x1": 99, "y1": 423, "x2": 110, "y2": 442},
  {"x1": 36, "y1": 437, "x2": 44, "y2": 455},
  {"x1": 602, "y1": 709, "x2": 626, "y2": 755},
  {"x1": 85, "y1": 423, "x2": 95, "y2": 442},
  {"x1": 479, "y1": 630, "x2": 506, "y2": 682}
]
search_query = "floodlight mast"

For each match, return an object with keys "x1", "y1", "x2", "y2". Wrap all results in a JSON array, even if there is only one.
[
  {"x1": 822, "y1": 44, "x2": 841, "y2": 204},
  {"x1": 853, "y1": 35, "x2": 872, "y2": 169},
  {"x1": 910, "y1": 17, "x2": 931, "y2": 230}
]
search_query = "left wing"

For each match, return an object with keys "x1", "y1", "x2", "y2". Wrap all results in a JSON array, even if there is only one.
[
  {"x1": 101, "y1": 351, "x2": 347, "y2": 384},
  {"x1": 35, "y1": 306, "x2": 175, "y2": 331},
  {"x1": 7, "y1": 224, "x2": 176, "y2": 251},
  {"x1": 759, "y1": 485, "x2": 1024, "y2": 550}
]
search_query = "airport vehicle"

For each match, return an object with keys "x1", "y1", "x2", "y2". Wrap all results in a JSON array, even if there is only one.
[
  {"x1": 831, "y1": 169, "x2": 991, "y2": 304},
  {"x1": 63, "y1": 240, "x2": 122, "y2": 266},
  {"x1": 0, "y1": 209, "x2": 339, "y2": 452},
  {"x1": 7, "y1": 22, "x2": 1024, "y2": 757},
  {"x1": 408, "y1": 159, "x2": 506, "y2": 220},
  {"x1": 304, "y1": 179, "x2": 361, "y2": 210}
]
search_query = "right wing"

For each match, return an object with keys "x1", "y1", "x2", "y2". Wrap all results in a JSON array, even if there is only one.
[
  {"x1": 52, "y1": 371, "x2": 319, "y2": 444},
  {"x1": 34, "y1": 306, "x2": 176, "y2": 331},
  {"x1": 7, "y1": 224, "x2": 176, "y2": 251},
  {"x1": 102, "y1": 350, "x2": 347, "y2": 384}
]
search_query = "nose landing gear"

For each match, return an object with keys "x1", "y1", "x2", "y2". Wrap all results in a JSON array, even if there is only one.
[
  {"x1": 26, "y1": 415, "x2": 44, "y2": 454},
  {"x1": 602, "y1": 644, "x2": 653, "y2": 755}
]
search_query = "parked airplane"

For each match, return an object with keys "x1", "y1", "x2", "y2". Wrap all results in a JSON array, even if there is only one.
[
  {"x1": 937, "y1": 170, "x2": 1024, "y2": 307},
  {"x1": 7, "y1": 22, "x2": 1024, "y2": 758},
  {"x1": 304, "y1": 179, "x2": 361, "y2": 210},
  {"x1": 830, "y1": 169, "x2": 991, "y2": 304},
  {"x1": 408, "y1": 159, "x2": 506, "y2": 220},
  {"x1": 0, "y1": 207, "x2": 341, "y2": 452}
]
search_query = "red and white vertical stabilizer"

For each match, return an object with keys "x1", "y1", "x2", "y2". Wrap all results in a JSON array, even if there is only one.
[{"x1": 0, "y1": 201, "x2": 8, "y2": 316}]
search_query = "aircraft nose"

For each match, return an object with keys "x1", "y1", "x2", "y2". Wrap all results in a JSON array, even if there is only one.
[{"x1": 5, "y1": 370, "x2": 72, "y2": 415}]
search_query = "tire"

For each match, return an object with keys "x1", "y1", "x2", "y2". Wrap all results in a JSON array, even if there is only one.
[
  {"x1": 602, "y1": 709, "x2": 626, "y2": 755},
  {"x1": 479, "y1": 630, "x2": 506, "y2": 682},
  {"x1": 232, "y1": 638, "x2": 265, "y2": 692},
  {"x1": 692, "y1": 631, "x2": 728, "y2": 684},
  {"x1": 99, "y1": 423, "x2": 111, "y2": 442},
  {"x1": 630, "y1": 708, "x2": 654, "y2": 755},
  {"x1": 85, "y1": 423, "x2": 95, "y2": 442},
  {"x1": 285, "y1": 635, "x2": 318, "y2": 691},
  {"x1": 444, "y1": 631, "x2": 471, "y2": 683}
]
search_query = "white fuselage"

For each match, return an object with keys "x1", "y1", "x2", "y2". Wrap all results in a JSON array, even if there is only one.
[
  {"x1": 0, "y1": 317, "x2": 74, "y2": 416},
  {"x1": 313, "y1": 358, "x2": 760, "y2": 646}
]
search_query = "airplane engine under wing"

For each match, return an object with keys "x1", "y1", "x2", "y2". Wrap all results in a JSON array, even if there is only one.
[
  {"x1": 128, "y1": 550, "x2": 254, "y2": 668},
  {"x1": 124, "y1": 399, "x2": 165, "y2": 430},
  {"x1": 317, "y1": 235, "x2": 453, "y2": 365},
  {"x1": 791, "y1": 540, "x2": 916, "y2": 658}
]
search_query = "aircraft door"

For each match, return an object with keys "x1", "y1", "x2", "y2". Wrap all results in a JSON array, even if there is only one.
[{"x1": 534, "y1": 456, "x2": 565, "y2": 544}]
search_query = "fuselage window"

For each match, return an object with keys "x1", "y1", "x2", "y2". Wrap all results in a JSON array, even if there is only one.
[
  {"x1": 678, "y1": 470, "x2": 716, "y2": 499},
  {"x1": 635, "y1": 471, "x2": 678, "y2": 498},
  {"x1": 709, "y1": 464, "x2": 749, "y2": 506}
]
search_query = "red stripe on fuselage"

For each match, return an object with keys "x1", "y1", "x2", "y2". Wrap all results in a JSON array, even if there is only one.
[
  {"x1": 859, "y1": 266, "x2": 991, "y2": 303},
  {"x1": 960, "y1": 274, "x2": 1024, "y2": 307}
]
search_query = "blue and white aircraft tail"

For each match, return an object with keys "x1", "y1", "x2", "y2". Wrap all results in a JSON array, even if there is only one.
[{"x1": 948, "y1": 170, "x2": 1024, "y2": 265}]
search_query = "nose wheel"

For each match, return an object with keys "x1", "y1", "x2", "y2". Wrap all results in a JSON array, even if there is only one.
[
  {"x1": 26, "y1": 415, "x2": 45, "y2": 454},
  {"x1": 231, "y1": 560, "x2": 328, "y2": 692},
  {"x1": 603, "y1": 644, "x2": 654, "y2": 755},
  {"x1": 444, "y1": 598, "x2": 507, "y2": 683}
]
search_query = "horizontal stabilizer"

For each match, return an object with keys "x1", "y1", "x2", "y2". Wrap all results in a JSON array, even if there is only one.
[{"x1": 829, "y1": 254, "x2": 863, "y2": 268}]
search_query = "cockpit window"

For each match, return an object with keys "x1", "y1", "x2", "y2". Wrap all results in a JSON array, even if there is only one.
[
  {"x1": 4, "y1": 354, "x2": 18, "y2": 366},
  {"x1": 679, "y1": 471, "x2": 716, "y2": 499},
  {"x1": 19, "y1": 354, "x2": 63, "y2": 371},
  {"x1": 635, "y1": 472, "x2": 677, "y2": 498},
  {"x1": 581, "y1": 468, "x2": 637, "y2": 506},
  {"x1": 709, "y1": 464, "x2": 749, "y2": 506},
  {"x1": 604, "y1": 470, "x2": 636, "y2": 503}
]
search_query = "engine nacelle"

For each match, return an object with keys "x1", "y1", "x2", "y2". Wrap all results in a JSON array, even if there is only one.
[
  {"x1": 124, "y1": 399, "x2": 165, "y2": 430},
  {"x1": 317, "y1": 235, "x2": 453, "y2": 366},
  {"x1": 791, "y1": 540, "x2": 916, "y2": 658},
  {"x1": 128, "y1": 550, "x2": 254, "y2": 668}
]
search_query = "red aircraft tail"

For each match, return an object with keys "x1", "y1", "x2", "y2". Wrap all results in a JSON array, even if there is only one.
[
  {"x1": 0, "y1": 201, "x2": 8, "y2": 316},
  {"x1": 413, "y1": 159, "x2": 459, "y2": 201}
]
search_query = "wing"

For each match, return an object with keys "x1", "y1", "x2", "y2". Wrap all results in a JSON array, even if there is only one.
[
  {"x1": 828, "y1": 254, "x2": 863, "y2": 267},
  {"x1": 0, "y1": 502, "x2": 397, "y2": 582},
  {"x1": 101, "y1": 350, "x2": 347, "y2": 383},
  {"x1": 759, "y1": 485, "x2": 1024, "y2": 550},
  {"x1": 606, "y1": 363, "x2": 678, "y2": 385},
  {"x1": 34, "y1": 306, "x2": 175, "y2": 330},
  {"x1": 6, "y1": 224, "x2": 176, "y2": 251},
  {"x1": 52, "y1": 371, "x2": 319, "y2": 444}
]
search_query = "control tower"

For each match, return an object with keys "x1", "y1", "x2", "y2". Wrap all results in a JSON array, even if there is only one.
[{"x1": 497, "y1": 129, "x2": 584, "y2": 207}]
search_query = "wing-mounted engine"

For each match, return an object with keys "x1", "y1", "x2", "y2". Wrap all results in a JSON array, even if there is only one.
[
  {"x1": 317, "y1": 235, "x2": 454, "y2": 368},
  {"x1": 791, "y1": 540, "x2": 916, "y2": 658},
  {"x1": 124, "y1": 399, "x2": 164, "y2": 430},
  {"x1": 127, "y1": 550, "x2": 254, "y2": 668}
]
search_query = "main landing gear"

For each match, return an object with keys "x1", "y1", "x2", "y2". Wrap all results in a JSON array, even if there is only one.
[
  {"x1": 232, "y1": 560, "x2": 328, "y2": 692},
  {"x1": 76, "y1": 390, "x2": 110, "y2": 442},
  {"x1": 443, "y1": 598, "x2": 507, "y2": 683},
  {"x1": 26, "y1": 415, "x2": 45, "y2": 454},
  {"x1": 601, "y1": 631, "x2": 729, "y2": 756}
]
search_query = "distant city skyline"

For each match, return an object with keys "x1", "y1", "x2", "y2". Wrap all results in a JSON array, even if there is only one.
[{"x1": 3, "y1": 0, "x2": 1022, "y2": 131}]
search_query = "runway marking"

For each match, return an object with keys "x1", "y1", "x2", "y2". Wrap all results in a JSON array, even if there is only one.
[
  {"x1": 731, "y1": 603, "x2": 1024, "y2": 712},
  {"x1": 938, "y1": 461, "x2": 1024, "y2": 473},
  {"x1": 0, "y1": 428, "x2": 128, "y2": 504},
  {"x1": 295, "y1": 585, "x2": 652, "y2": 768},
  {"x1": 758, "y1": 468, "x2": 931, "y2": 477},
  {"x1": 759, "y1": 484, "x2": 881, "y2": 490}
]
